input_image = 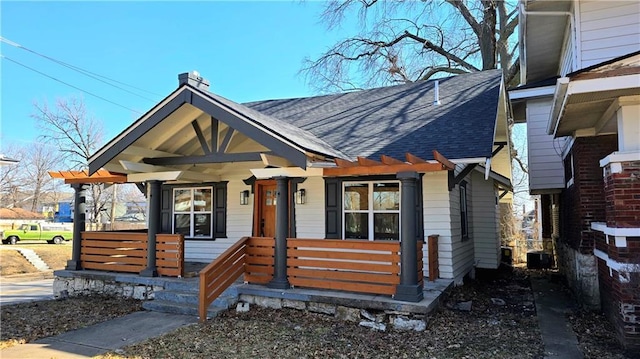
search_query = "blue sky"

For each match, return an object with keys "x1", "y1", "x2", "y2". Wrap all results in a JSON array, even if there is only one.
[{"x1": 1, "y1": 1, "x2": 358, "y2": 149}]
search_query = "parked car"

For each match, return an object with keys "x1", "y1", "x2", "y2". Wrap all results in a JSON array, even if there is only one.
[{"x1": 1, "y1": 223, "x2": 73, "y2": 245}]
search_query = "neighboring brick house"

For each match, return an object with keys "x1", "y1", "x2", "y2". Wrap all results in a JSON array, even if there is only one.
[{"x1": 510, "y1": 0, "x2": 640, "y2": 350}]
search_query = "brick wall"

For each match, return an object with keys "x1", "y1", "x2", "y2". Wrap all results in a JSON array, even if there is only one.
[
  {"x1": 605, "y1": 161, "x2": 640, "y2": 228},
  {"x1": 560, "y1": 135, "x2": 618, "y2": 253},
  {"x1": 599, "y1": 158, "x2": 640, "y2": 351}
]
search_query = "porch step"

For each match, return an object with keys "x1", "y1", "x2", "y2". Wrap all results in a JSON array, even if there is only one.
[
  {"x1": 143, "y1": 282, "x2": 239, "y2": 318},
  {"x1": 142, "y1": 300, "x2": 227, "y2": 319}
]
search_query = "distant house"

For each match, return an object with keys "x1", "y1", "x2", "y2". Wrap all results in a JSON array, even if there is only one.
[{"x1": 510, "y1": 0, "x2": 640, "y2": 350}]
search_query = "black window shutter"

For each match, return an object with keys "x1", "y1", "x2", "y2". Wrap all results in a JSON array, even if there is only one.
[
  {"x1": 214, "y1": 182, "x2": 227, "y2": 238},
  {"x1": 160, "y1": 187, "x2": 172, "y2": 233},
  {"x1": 325, "y1": 178, "x2": 342, "y2": 239},
  {"x1": 415, "y1": 175, "x2": 424, "y2": 242}
]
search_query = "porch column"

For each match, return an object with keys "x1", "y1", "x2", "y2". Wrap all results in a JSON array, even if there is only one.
[
  {"x1": 395, "y1": 171, "x2": 424, "y2": 302},
  {"x1": 268, "y1": 176, "x2": 290, "y2": 289},
  {"x1": 141, "y1": 180, "x2": 161, "y2": 277},
  {"x1": 66, "y1": 183, "x2": 88, "y2": 270}
]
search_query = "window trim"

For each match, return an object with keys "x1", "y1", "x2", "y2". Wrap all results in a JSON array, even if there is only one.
[
  {"x1": 172, "y1": 186, "x2": 213, "y2": 239},
  {"x1": 342, "y1": 180, "x2": 401, "y2": 241},
  {"x1": 460, "y1": 181, "x2": 469, "y2": 241}
]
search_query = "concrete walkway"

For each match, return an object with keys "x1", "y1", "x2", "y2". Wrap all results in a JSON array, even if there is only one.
[
  {"x1": 0, "y1": 311, "x2": 196, "y2": 359},
  {"x1": 531, "y1": 274, "x2": 584, "y2": 359}
]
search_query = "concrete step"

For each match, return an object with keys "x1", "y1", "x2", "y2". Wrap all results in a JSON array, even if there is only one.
[
  {"x1": 154, "y1": 289, "x2": 237, "y2": 307},
  {"x1": 162, "y1": 280, "x2": 200, "y2": 292},
  {"x1": 16, "y1": 249, "x2": 50, "y2": 271},
  {"x1": 142, "y1": 300, "x2": 227, "y2": 320}
]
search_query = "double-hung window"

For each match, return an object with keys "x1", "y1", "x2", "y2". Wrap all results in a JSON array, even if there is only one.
[
  {"x1": 173, "y1": 187, "x2": 213, "y2": 238},
  {"x1": 343, "y1": 182, "x2": 400, "y2": 240}
]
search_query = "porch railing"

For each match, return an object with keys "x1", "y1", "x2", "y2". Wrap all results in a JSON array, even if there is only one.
[
  {"x1": 198, "y1": 237, "x2": 424, "y2": 322},
  {"x1": 80, "y1": 231, "x2": 184, "y2": 277}
]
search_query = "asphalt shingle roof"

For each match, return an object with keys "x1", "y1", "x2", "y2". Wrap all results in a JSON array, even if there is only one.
[{"x1": 245, "y1": 69, "x2": 503, "y2": 161}]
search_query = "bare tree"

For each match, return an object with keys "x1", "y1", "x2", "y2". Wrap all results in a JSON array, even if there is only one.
[
  {"x1": 0, "y1": 146, "x2": 25, "y2": 208},
  {"x1": 302, "y1": 0, "x2": 519, "y2": 92},
  {"x1": 31, "y1": 97, "x2": 110, "y2": 228},
  {"x1": 21, "y1": 143, "x2": 63, "y2": 212}
]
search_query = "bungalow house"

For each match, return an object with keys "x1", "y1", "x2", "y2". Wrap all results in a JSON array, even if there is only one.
[
  {"x1": 57, "y1": 69, "x2": 512, "y2": 313},
  {"x1": 510, "y1": 0, "x2": 640, "y2": 350}
]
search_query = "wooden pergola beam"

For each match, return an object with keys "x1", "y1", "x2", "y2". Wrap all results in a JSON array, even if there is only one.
[
  {"x1": 432, "y1": 150, "x2": 455, "y2": 170},
  {"x1": 357, "y1": 157, "x2": 382, "y2": 166},
  {"x1": 324, "y1": 161, "x2": 445, "y2": 176},
  {"x1": 405, "y1": 153, "x2": 426, "y2": 164},
  {"x1": 334, "y1": 158, "x2": 358, "y2": 167},
  {"x1": 49, "y1": 169, "x2": 127, "y2": 184},
  {"x1": 380, "y1": 155, "x2": 405, "y2": 165}
]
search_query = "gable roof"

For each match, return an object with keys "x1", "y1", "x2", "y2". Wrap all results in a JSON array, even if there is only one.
[
  {"x1": 89, "y1": 69, "x2": 504, "y2": 176},
  {"x1": 246, "y1": 69, "x2": 504, "y2": 162}
]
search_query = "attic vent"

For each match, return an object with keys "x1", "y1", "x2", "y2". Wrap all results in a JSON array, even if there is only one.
[
  {"x1": 433, "y1": 80, "x2": 441, "y2": 105},
  {"x1": 178, "y1": 71, "x2": 210, "y2": 91}
]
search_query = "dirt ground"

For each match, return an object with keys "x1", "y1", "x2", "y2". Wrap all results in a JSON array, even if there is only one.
[
  {"x1": 0, "y1": 268, "x2": 633, "y2": 358},
  {"x1": 0, "y1": 242, "x2": 71, "y2": 275}
]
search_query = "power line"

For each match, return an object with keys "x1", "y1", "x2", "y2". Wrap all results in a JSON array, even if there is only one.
[
  {"x1": 0, "y1": 36, "x2": 162, "y2": 101},
  {"x1": 2, "y1": 55, "x2": 143, "y2": 114}
]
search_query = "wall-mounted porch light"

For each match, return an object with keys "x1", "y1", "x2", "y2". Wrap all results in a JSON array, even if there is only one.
[
  {"x1": 295, "y1": 189, "x2": 306, "y2": 205},
  {"x1": 240, "y1": 190, "x2": 250, "y2": 205}
]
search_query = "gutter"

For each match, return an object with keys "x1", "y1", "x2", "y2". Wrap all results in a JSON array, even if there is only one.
[{"x1": 547, "y1": 77, "x2": 570, "y2": 136}]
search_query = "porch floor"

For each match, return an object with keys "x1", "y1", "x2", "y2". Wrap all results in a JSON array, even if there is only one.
[{"x1": 54, "y1": 266, "x2": 453, "y2": 316}]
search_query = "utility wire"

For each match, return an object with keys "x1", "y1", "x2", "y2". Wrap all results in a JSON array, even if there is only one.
[
  {"x1": 0, "y1": 36, "x2": 161, "y2": 101},
  {"x1": 2, "y1": 55, "x2": 143, "y2": 114}
]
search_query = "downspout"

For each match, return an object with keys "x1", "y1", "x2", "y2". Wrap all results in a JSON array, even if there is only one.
[{"x1": 548, "y1": 77, "x2": 570, "y2": 136}]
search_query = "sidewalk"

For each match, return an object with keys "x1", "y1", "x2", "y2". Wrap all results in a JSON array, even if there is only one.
[
  {"x1": 0, "y1": 311, "x2": 196, "y2": 359},
  {"x1": 531, "y1": 273, "x2": 584, "y2": 359}
]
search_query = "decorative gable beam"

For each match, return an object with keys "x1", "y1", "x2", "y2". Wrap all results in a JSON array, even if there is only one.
[
  {"x1": 491, "y1": 141, "x2": 507, "y2": 158},
  {"x1": 261, "y1": 153, "x2": 294, "y2": 168},
  {"x1": 143, "y1": 152, "x2": 265, "y2": 166},
  {"x1": 192, "y1": 120, "x2": 211, "y2": 155},
  {"x1": 219, "y1": 127, "x2": 235, "y2": 153},
  {"x1": 210, "y1": 116, "x2": 218, "y2": 153}
]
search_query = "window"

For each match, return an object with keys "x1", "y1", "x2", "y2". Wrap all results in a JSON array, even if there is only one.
[
  {"x1": 173, "y1": 187, "x2": 213, "y2": 238},
  {"x1": 460, "y1": 181, "x2": 469, "y2": 241},
  {"x1": 343, "y1": 182, "x2": 400, "y2": 240}
]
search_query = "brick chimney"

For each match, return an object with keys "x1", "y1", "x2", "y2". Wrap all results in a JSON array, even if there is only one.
[{"x1": 178, "y1": 71, "x2": 210, "y2": 91}]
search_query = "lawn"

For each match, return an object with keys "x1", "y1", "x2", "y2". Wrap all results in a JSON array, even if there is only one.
[{"x1": 0, "y1": 242, "x2": 72, "y2": 275}]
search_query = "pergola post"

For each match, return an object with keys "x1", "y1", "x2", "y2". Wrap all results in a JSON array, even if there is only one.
[
  {"x1": 268, "y1": 176, "x2": 290, "y2": 289},
  {"x1": 141, "y1": 180, "x2": 162, "y2": 277},
  {"x1": 395, "y1": 171, "x2": 424, "y2": 302},
  {"x1": 66, "y1": 183, "x2": 89, "y2": 270}
]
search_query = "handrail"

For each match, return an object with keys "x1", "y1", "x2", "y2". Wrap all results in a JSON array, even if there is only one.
[{"x1": 198, "y1": 236, "x2": 249, "y2": 322}]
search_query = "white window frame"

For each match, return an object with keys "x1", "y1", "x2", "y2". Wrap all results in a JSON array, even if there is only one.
[
  {"x1": 172, "y1": 187, "x2": 213, "y2": 239},
  {"x1": 342, "y1": 181, "x2": 401, "y2": 241}
]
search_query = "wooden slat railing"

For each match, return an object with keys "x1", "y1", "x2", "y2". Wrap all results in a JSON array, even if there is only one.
[
  {"x1": 286, "y1": 238, "x2": 401, "y2": 295},
  {"x1": 199, "y1": 237, "x2": 249, "y2": 321},
  {"x1": 80, "y1": 231, "x2": 184, "y2": 277},
  {"x1": 198, "y1": 237, "x2": 427, "y2": 322}
]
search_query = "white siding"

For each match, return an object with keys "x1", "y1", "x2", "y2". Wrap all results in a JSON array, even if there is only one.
[
  {"x1": 579, "y1": 1, "x2": 640, "y2": 69},
  {"x1": 423, "y1": 171, "x2": 453, "y2": 279},
  {"x1": 471, "y1": 171, "x2": 500, "y2": 269},
  {"x1": 423, "y1": 171, "x2": 474, "y2": 284},
  {"x1": 559, "y1": 21, "x2": 575, "y2": 76},
  {"x1": 185, "y1": 173, "x2": 253, "y2": 262},
  {"x1": 294, "y1": 176, "x2": 325, "y2": 238},
  {"x1": 526, "y1": 98, "x2": 567, "y2": 192}
]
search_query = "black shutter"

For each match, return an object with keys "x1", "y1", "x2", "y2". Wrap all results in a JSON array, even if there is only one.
[
  {"x1": 160, "y1": 187, "x2": 172, "y2": 233},
  {"x1": 214, "y1": 182, "x2": 227, "y2": 238},
  {"x1": 325, "y1": 178, "x2": 342, "y2": 239},
  {"x1": 416, "y1": 175, "x2": 424, "y2": 242}
]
